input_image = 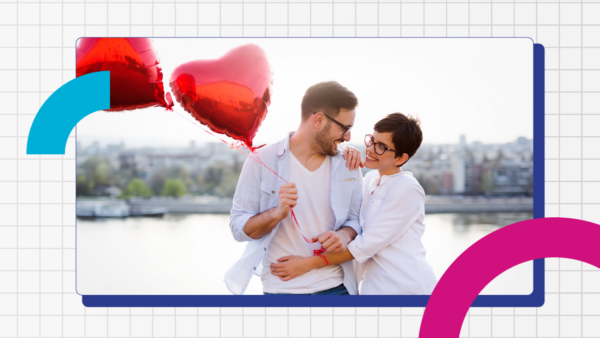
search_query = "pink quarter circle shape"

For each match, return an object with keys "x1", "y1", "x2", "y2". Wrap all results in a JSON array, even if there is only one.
[{"x1": 419, "y1": 217, "x2": 600, "y2": 338}]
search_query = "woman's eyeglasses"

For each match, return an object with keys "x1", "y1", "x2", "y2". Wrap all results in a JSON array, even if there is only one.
[{"x1": 364, "y1": 134, "x2": 396, "y2": 155}]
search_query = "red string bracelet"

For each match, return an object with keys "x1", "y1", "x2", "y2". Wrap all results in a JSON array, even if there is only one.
[{"x1": 313, "y1": 248, "x2": 329, "y2": 265}]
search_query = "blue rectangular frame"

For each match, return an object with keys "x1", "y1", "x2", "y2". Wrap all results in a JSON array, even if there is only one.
[{"x1": 80, "y1": 39, "x2": 545, "y2": 308}]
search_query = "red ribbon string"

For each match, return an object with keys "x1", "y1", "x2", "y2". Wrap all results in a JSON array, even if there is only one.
[
  {"x1": 314, "y1": 250, "x2": 329, "y2": 265},
  {"x1": 174, "y1": 111, "x2": 325, "y2": 255}
]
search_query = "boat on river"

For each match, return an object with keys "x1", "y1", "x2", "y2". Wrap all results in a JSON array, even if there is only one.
[{"x1": 76, "y1": 200, "x2": 168, "y2": 218}]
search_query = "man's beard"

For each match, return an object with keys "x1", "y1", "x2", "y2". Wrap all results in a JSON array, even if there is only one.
[{"x1": 314, "y1": 123, "x2": 339, "y2": 156}]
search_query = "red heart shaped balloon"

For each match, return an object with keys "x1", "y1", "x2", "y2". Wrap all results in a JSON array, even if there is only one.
[
  {"x1": 169, "y1": 44, "x2": 273, "y2": 150},
  {"x1": 76, "y1": 38, "x2": 173, "y2": 111}
]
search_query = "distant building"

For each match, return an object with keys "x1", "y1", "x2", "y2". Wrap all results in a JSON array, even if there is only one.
[
  {"x1": 491, "y1": 159, "x2": 533, "y2": 196},
  {"x1": 452, "y1": 135, "x2": 467, "y2": 194},
  {"x1": 465, "y1": 163, "x2": 484, "y2": 195},
  {"x1": 442, "y1": 172, "x2": 454, "y2": 194},
  {"x1": 402, "y1": 136, "x2": 533, "y2": 196}
]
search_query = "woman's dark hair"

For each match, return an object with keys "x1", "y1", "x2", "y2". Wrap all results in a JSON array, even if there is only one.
[
  {"x1": 374, "y1": 113, "x2": 423, "y2": 167},
  {"x1": 301, "y1": 81, "x2": 358, "y2": 120}
]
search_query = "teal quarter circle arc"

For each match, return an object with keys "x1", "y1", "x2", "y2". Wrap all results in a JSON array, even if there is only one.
[{"x1": 27, "y1": 71, "x2": 110, "y2": 155}]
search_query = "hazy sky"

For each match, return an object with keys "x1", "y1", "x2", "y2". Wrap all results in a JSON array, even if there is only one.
[{"x1": 77, "y1": 38, "x2": 534, "y2": 149}]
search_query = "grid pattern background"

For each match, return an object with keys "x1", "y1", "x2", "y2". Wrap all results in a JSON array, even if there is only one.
[{"x1": 0, "y1": 0, "x2": 599, "y2": 337}]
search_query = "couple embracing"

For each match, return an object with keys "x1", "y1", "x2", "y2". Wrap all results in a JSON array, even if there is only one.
[{"x1": 225, "y1": 81, "x2": 437, "y2": 295}]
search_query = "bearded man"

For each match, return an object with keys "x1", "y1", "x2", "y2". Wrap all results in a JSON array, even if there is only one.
[{"x1": 225, "y1": 81, "x2": 364, "y2": 295}]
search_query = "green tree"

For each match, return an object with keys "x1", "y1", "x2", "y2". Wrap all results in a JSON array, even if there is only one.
[
  {"x1": 76, "y1": 175, "x2": 94, "y2": 196},
  {"x1": 76, "y1": 156, "x2": 118, "y2": 196},
  {"x1": 162, "y1": 179, "x2": 186, "y2": 198},
  {"x1": 92, "y1": 161, "x2": 112, "y2": 186},
  {"x1": 120, "y1": 178, "x2": 153, "y2": 199},
  {"x1": 205, "y1": 165, "x2": 224, "y2": 185},
  {"x1": 218, "y1": 171, "x2": 241, "y2": 197},
  {"x1": 149, "y1": 166, "x2": 193, "y2": 195}
]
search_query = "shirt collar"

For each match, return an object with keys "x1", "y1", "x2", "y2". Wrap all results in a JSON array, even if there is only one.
[
  {"x1": 372, "y1": 170, "x2": 413, "y2": 187},
  {"x1": 276, "y1": 131, "x2": 343, "y2": 170},
  {"x1": 277, "y1": 131, "x2": 295, "y2": 157}
]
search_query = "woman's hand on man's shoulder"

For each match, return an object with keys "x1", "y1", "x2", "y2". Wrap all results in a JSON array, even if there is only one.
[{"x1": 342, "y1": 146, "x2": 364, "y2": 171}]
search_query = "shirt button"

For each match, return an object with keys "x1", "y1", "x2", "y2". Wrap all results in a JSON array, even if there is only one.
[
  {"x1": 271, "y1": 191, "x2": 275, "y2": 194},
  {"x1": 264, "y1": 248, "x2": 267, "y2": 251},
  {"x1": 253, "y1": 267, "x2": 256, "y2": 270}
]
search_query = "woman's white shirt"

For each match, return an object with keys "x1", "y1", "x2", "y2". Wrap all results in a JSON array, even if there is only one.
[{"x1": 347, "y1": 170, "x2": 437, "y2": 295}]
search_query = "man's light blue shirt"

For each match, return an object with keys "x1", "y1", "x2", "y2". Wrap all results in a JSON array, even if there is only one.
[{"x1": 225, "y1": 132, "x2": 363, "y2": 295}]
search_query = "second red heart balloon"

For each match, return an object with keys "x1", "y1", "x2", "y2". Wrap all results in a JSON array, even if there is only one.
[{"x1": 169, "y1": 44, "x2": 274, "y2": 150}]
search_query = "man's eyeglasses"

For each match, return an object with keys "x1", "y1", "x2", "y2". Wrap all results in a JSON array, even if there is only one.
[
  {"x1": 313, "y1": 112, "x2": 352, "y2": 137},
  {"x1": 364, "y1": 134, "x2": 396, "y2": 155}
]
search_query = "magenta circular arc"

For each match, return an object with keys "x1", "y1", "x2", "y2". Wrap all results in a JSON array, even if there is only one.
[{"x1": 419, "y1": 217, "x2": 600, "y2": 338}]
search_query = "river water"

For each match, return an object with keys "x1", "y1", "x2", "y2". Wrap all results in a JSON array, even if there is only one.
[{"x1": 77, "y1": 212, "x2": 534, "y2": 295}]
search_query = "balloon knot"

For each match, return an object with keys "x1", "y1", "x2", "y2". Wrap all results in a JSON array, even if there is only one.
[
  {"x1": 251, "y1": 144, "x2": 266, "y2": 153},
  {"x1": 230, "y1": 141, "x2": 244, "y2": 149},
  {"x1": 165, "y1": 92, "x2": 174, "y2": 110}
]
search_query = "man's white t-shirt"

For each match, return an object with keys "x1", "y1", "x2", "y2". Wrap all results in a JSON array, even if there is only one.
[{"x1": 261, "y1": 152, "x2": 344, "y2": 293}]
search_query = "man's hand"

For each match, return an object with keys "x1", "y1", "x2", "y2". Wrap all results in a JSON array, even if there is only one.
[
  {"x1": 270, "y1": 256, "x2": 315, "y2": 281},
  {"x1": 276, "y1": 182, "x2": 298, "y2": 220},
  {"x1": 312, "y1": 230, "x2": 351, "y2": 254},
  {"x1": 343, "y1": 146, "x2": 364, "y2": 171},
  {"x1": 242, "y1": 182, "x2": 300, "y2": 240}
]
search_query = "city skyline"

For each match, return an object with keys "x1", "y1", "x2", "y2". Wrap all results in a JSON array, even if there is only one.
[
  {"x1": 77, "y1": 135, "x2": 533, "y2": 198},
  {"x1": 77, "y1": 133, "x2": 533, "y2": 150}
]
